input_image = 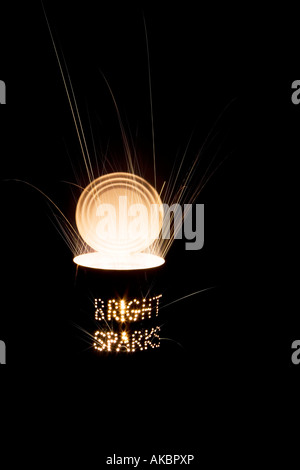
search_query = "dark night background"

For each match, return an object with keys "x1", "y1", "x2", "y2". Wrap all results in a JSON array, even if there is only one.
[{"x1": 0, "y1": 0, "x2": 299, "y2": 463}]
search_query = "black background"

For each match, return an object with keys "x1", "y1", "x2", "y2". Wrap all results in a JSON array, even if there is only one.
[{"x1": 0, "y1": 0, "x2": 299, "y2": 463}]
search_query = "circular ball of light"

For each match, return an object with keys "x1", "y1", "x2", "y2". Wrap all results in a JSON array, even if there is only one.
[{"x1": 74, "y1": 172, "x2": 164, "y2": 269}]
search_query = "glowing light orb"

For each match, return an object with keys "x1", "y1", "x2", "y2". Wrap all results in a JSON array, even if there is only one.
[{"x1": 74, "y1": 172, "x2": 165, "y2": 270}]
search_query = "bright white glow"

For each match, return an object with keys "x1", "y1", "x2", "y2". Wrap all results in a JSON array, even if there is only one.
[
  {"x1": 74, "y1": 172, "x2": 165, "y2": 270},
  {"x1": 75, "y1": 172, "x2": 164, "y2": 255},
  {"x1": 73, "y1": 252, "x2": 165, "y2": 270}
]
